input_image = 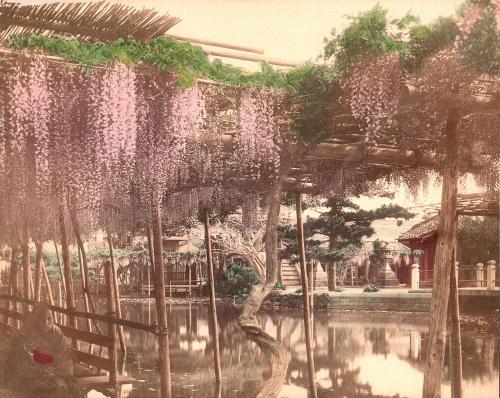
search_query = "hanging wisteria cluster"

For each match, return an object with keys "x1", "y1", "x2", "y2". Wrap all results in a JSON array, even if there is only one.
[
  {"x1": 341, "y1": 53, "x2": 401, "y2": 144},
  {"x1": 0, "y1": 53, "x2": 292, "y2": 244}
]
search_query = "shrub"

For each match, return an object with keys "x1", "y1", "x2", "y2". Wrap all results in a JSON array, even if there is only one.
[
  {"x1": 363, "y1": 284, "x2": 380, "y2": 293},
  {"x1": 216, "y1": 262, "x2": 261, "y2": 301},
  {"x1": 274, "y1": 281, "x2": 286, "y2": 290}
]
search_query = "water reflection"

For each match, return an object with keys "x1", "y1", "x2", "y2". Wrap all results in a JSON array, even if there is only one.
[{"x1": 97, "y1": 304, "x2": 498, "y2": 398}]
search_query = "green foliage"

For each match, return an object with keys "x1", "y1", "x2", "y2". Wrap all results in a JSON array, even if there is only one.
[
  {"x1": 323, "y1": 5, "x2": 409, "y2": 73},
  {"x1": 458, "y1": 217, "x2": 499, "y2": 265},
  {"x1": 280, "y1": 198, "x2": 414, "y2": 267},
  {"x1": 6, "y1": 33, "x2": 315, "y2": 90},
  {"x1": 457, "y1": 2, "x2": 500, "y2": 75},
  {"x1": 404, "y1": 17, "x2": 459, "y2": 72},
  {"x1": 323, "y1": 5, "x2": 461, "y2": 75},
  {"x1": 216, "y1": 261, "x2": 261, "y2": 301},
  {"x1": 363, "y1": 284, "x2": 380, "y2": 292},
  {"x1": 274, "y1": 281, "x2": 286, "y2": 290},
  {"x1": 288, "y1": 65, "x2": 340, "y2": 145}
]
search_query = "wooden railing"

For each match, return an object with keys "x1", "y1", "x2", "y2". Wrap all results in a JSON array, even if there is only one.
[{"x1": 0, "y1": 294, "x2": 154, "y2": 388}]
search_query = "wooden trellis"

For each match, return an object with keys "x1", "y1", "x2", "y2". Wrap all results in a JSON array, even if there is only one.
[{"x1": 0, "y1": 1, "x2": 180, "y2": 43}]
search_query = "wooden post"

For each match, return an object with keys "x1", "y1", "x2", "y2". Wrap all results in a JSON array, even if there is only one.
[
  {"x1": 34, "y1": 240, "x2": 43, "y2": 302},
  {"x1": 422, "y1": 107, "x2": 460, "y2": 398},
  {"x1": 107, "y1": 233, "x2": 126, "y2": 355},
  {"x1": 152, "y1": 204, "x2": 172, "y2": 398},
  {"x1": 295, "y1": 192, "x2": 318, "y2": 398},
  {"x1": 58, "y1": 206, "x2": 78, "y2": 335},
  {"x1": 104, "y1": 261, "x2": 118, "y2": 388},
  {"x1": 204, "y1": 208, "x2": 222, "y2": 383},
  {"x1": 449, "y1": 256, "x2": 462, "y2": 398}
]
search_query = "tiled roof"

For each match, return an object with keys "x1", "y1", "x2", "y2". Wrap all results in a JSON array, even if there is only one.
[{"x1": 398, "y1": 216, "x2": 440, "y2": 241}]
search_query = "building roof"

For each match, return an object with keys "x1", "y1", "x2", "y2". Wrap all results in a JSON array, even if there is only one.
[{"x1": 398, "y1": 216, "x2": 440, "y2": 242}]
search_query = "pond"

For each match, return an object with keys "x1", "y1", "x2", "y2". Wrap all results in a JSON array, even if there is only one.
[{"x1": 90, "y1": 303, "x2": 498, "y2": 398}]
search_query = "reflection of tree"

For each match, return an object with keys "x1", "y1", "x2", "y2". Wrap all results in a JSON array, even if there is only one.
[{"x1": 366, "y1": 328, "x2": 390, "y2": 356}]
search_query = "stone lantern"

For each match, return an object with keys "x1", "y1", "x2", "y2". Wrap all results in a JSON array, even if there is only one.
[{"x1": 376, "y1": 241, "x2": 399, "y2": 287}]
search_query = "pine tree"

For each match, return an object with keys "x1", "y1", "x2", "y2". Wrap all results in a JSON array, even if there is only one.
[{"x1": 280, "y1": 198, "x2": 414, "y2": 290}]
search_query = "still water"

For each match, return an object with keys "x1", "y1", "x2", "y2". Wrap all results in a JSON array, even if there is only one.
[{"x1": 92, "y1": 303, "x2": 499, "y2": 398}]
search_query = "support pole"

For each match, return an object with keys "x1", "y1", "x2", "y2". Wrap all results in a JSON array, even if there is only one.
[
  {"x1": 422, "y1": 107, "x2": 460, "y2": 398},
  {"x1": 295, "y1": 192, "x2": 318, "y2": 398},
  {"x1": 6, "y1": 244, "x2": 20, "y2": 327},
  {"x1": 58, "y1": 205, "x2": 77, "y2": 335},
  {"x1": 77, "y1": 245, "x2": 92, "y2": 333},
  {"x1": 34, "y1": 240, "x2": 43, "y2": 302},
  {"x1": 69, "y1": 205, "x2": 101, "y2": 331},
  {"x1": 20, "y1": 225, "x2": 31, "y2": 313},
  {"x1": 104, "y1": 261, "x2": 118, "y2": 388},
  {"x1": 41, "y1": 259, "x2": 54, "y2": 305},
  {"x1": 204, "y1": 209, "x2": 222, "y2": 383},
  {"x1": 449, "y1": 255, "x2": 462, "y2": 398},
  {"x1": 53, "y1": 239, "x2": 66, "y2": 299},
  {"x1": 107, "y1": 232, "x2": 126, "y2": 355},
  {"x1": 152, "y1": 204, "x2": 172, "y2": 398}
]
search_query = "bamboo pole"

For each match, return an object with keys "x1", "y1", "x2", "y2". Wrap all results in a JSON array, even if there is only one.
[
  {"x1": 295, "y1": 192, "x2": 318, "y2": 398},
  {"x1": 152, "y1": 204, "x2": 172, "y2": 398},
  {"x1": 422, "y1": 108, "x2": 460, "y2": 398},
  {"x1": 449, "y1": 253, "x2": 462, "y2": 398},
  {"x1": 202, "y1": 47, "x2": 300, "y2": 67},
  {"x1": 68, "y1": 205, "x2": 101, "y2": 331},
  {"x1": 104, "y1": 261, "x2": 118, "y2": 389},
  {"x1": 20, "y1": 224, "x2": 31, "y2": 313},
  {"x1": 107, "y1": 232, "x2": 126, "y2": 355},
  {"x1": 204, "y1": 208, "x2": 222, "y2": 383},
  {"x1": 57, "y1": 281, "x2": 64, "y2": 325},
  {"x1": 6, "y1": 245, "x2": 20, "y2": 327},
  {"x1": 167, "y1": 33, "x2": 264, "y2": 54},
  {"x1": 53, "y1": 239, "x2": 66, "y2": 298},
  {"x1": 41, "y1": 259, "x2": 54, "y2": 305},
  {"x1": 146, "y1": 224, "x2": 155, "y2": 277},
  {"x1": 34, "y1": 240, "x2": 43, "y2": 302},
  {"x1": 58, "y1": 205, "x2": 78, "y2": 337},
  {"x1": 77, "y1": 245, "x2": 92, "y2": 334}
]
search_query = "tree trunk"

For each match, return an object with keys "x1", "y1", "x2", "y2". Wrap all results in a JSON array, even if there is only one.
[
  {"x1": 327, "y1": 238, "x2": 337, "y2": 291},
  {"x1": 238, "y1": 167, "x2": 291, "y2": 398},
  {"x1": 422, "y1": 107, "x2": 460, "y2": 398},
  {"x1": 34, "y1": 240, "x2": 43, "y2": 302},
  {"x1": 107, "y1": 232, "x2": 126, "y2": 354},
  {"x1": 58, "y1": 204, "x2": 78, "y2": 336},
  {"x1": 449, "y1": 250, "x2": 462, "y2": 398},
  {"x1": 152, "y1": 204, "x2": 172, "y2": 398},
  {"x1": 204, "y1": 209, "x2": 222, "y2": 383},
  {"x1": 295, "y1": 192, "x2": 318, "y2": 398}
]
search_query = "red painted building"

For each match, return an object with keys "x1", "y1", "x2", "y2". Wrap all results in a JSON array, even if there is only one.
[{"x1": 398, "y1": 216, "x2": 440, "y2": 285}]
